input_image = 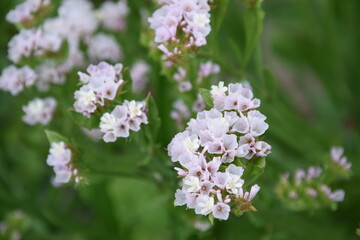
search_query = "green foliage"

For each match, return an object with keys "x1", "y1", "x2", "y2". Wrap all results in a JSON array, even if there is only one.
[{"x1": 0, "y1": 0, "x2": 359, "y2": 239}]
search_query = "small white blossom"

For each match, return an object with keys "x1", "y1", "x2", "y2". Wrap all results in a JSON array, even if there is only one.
[{"x1": 22, "y1": 97, "x2": 56, "y2": 125}]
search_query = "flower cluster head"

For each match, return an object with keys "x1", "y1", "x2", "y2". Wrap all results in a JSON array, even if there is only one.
[
  {"x1": 35, "y1": 62, "x2": 66, "y2": 91},
  {"x1": 6, "y1": 0, "x2": 51, "y2": 27},
  {"x1": 22, "y1": 97, "x2": 56, "y2": 125},
  {"x1": 276, "y1": 165, "x2": 346, "y2": 211},
  {"x1": 86, "y1": 33, "x2": 122, "y2": 63},
  {"x1": 74, "y1": 62, "x2": 124, "y2": 118},
  {"x1": 44, "y1": 0, "x2": 98, "y2": 42},
  {"x1": 46, "y1": 142, "x2": 82, "y2": 186},
  {"x1": 173, "y1": 67, "x2": 192, "y2": 92},
  {"x1": 8, "y1": 28, "x2": 63, "y2": 63},
  {"x1": 168, "y1": 82, "x2": 270, "y2": 220},
  {"x1": 98, "y1": 0, "x2": 129, "y2": 31},
  {"x1": 330, "y1": 146, "x2": 351, "y2": 170},
  {"x1": 197, "y1": 61, "x2": 220, "y2": 83},
  {"x1": 148, "y1": 0, "x2": 212, "y2": 66},
  {"x1": 100, "y1": 100, "x2": 148, "y2": 142},
  {"x1": 130, "y1": 60, "x2": 151, "y2": 93},
  {"x1": 170, "y1": 99, "x2": 191, "y2": 128},
  {"x1": 0, "y1": 65, "x2": 36, "y2": 95},
  {"x1": 276, "y1": 146, "x2": 351, "y2": 211}
]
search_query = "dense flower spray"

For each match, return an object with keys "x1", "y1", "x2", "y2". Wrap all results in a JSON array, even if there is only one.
[
  {"x1": 100, "y1": 100, "x2": 148, "y2": 142},
  {"x1": 86, "y1": 34, "x2": 122, "y2": 63},
  {"x1": 22, "y1": 97, "x2": 56, "y2": 125},
  {"x1": 168, "y1": 82, "x2": 271, "y2": 220},
  {"x1": 73, "y1": 61, "x2": 150, "y2": 143},
  {"x1": 97, "y1": 0, "x2": 129, "y2": 32},
  {"x1": 74, "y1": 62, "x2": 124, "y2": 118},
  {"x1": 0, "y1": 65, "x2": 36, "y2": 96},
  {"x1": 276, "y1": 147, "x2": 351, "y2": 211},
  {"x1": 148, "y1": 0, "x2": 213, "y2": 67},
  {"x1": 130, "y1": 60, "x2": 151, "y2": 93},
  {"x1": 6, "y1": 0, "x2": 51, "y2": 27},
  {"x1": 46, "y1": 141, "x2": 83, "y2": 186},
  {"x1": 8, "y1": 28, "x2": 63, "y2": 64}
]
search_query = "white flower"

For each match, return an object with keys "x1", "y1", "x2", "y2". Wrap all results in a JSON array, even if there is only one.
[
  {"x1": 193, "y1": 13, "x2": 210, "y2": 27},
  {"x1": 22, "y1": 97, "x2": 56, "y2": 125},
  {"x1": 0, "y1": 65, "x2": 36, "y2": 96},
  {"x1": 183, "y1": 176, "x2": 200, "y2": 193},
  {"x1": 212, "y1": 202, "x2": 230, "y2": 220},
  {"x1": 128, "y1": 101, "x2": 144, "y2": 118},
  {"x1": 182, "y1": 137, "x2": 200, "y2": 153},
  {"x1": 226, "y1": 174, "x2": 244, "y2": 194},
  {"x1": 174, "y1": 189, "x2": 187, "y2": 206},
  {"x1": 195, "y1": 195, "x2": 214, "y2": 215},
  {"x1": 211, "y1": 81, "x2": 227, "y2": 96},
  {"x1": 87, "y1": 33, "x2": 122, "y2": 63},
  {"x1": 98, "y1": 0, "x2": 129, "y2": 31}
]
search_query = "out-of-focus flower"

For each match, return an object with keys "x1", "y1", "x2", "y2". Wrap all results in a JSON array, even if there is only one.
[
  {"x1": 170, "y1": 99, "x2": 190, "y2": 128},
  {"x1": 44, "y1": 0, "x2": 98, "y2": 42},
  {"x1": 86, "y1": 33, "x2": 122, "y2": 63},
  {"x1": 0, "y1": 65, "x2": 36, "y2": 96},
  {"x1": 35, "y1": 62, "x2": 65, "y2": 91},
  {"x1": 46, "y1": 141, "x2": 83, "y2": 185},
  {"x1": 8, "y1": 28, "x2": 63, "y2": 63},
  {"x1": 192, "y1": 94, "x2": 206, "y2": 112},
  {"x1": 276, "y1": 148, "x2": 351, "y2": 211},
  {"x1": 98, "y1": 0, "x2": 129, "y2": 31},
  {"x1": 99, "y1": 100, "x2": 148, "y2": 142},
  {"x1": 197, "y1": 61, "x2": 220, "y2": 83},
  {"x1": 74, "y1": 62, "x2": 124, "y2": 118},
  {"x1": 173, "y1": 67, "x2": 192, "y2": 92},
  {"x1": 169, "y1": 82, "x2": 269, "y2": 220},
  {"x1": 6, "y1": 0, "x2": 51, "y2": 27},
  {"x1": 330, "y1": 146, "x2": 351, "y2": 170},
  {"x1": 130, "y1": 60, "x2": 150, "y2": 93},
  {"x1": 22, "y1": 97, "x2": 56, "y2": 125}
]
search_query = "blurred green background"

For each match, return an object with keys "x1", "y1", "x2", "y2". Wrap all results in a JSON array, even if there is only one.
[{"x1": 0, "y1": 0, "x2": 359, "y2": 239}]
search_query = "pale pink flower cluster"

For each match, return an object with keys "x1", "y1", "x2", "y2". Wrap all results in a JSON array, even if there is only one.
[
  {"x1": 169, "y1": 82, "x2": 269, "y2": 220},
  {"x1": 44, "y1": 0, "x2": 98, "y2": 41},
  {"x1": 170, "y1": 99, "x2": 191, "y2": 127},
  {"x1": 86, "y1": 34, "x2": 122, "y2": 63},
  {"x1": 46, "y1": 142, "x2": 82, "y2": 185},
  {"x1": 8, "y1": 28, "x2": 62, "y2": 63},
  {"x1": 197, "y1": 61, "x2": 220, "y2": 83},
  {"x1": 174, "y1": 67, "x2": 192, "y2": 92},
  {"x1": 6, "y1": 0, "x2": 51, "y2": 25},
  {"x1": 193, "y1": 94, "x2": 206, "y2": 112},
  {"x1": 330, "y1": 146, "x2": 351, "y2": 170},
  {"x1": 0, "y1": 65, "x2": 36, "y2": 95},
  {"x1": 22, "y1": 97, "x2": 56, "y2": 125},
  {"x1": 211, "y1": 81, "x2": 261, "y2": 114},
  {"x1": 279, "y1": 166, "x2": 345, "y2": 203},
  {"x1": 98, "y1": 0, "x2": 129, "y2": 31},
  {"x1": 148, "y1": 0, "x2": 212, "y2": 66},
  {"x1": 35, "y1": 62, "x2": 66, "y2": 91},
  {"x1": 74, "y1": 62, "x2": 124, "y2": 118},
  {"x1": 99, "y1": 100, "x2": 148, "y2": 142},
  {"x1": 130, "y1": 60, "x2": 151, "y2": 93}
]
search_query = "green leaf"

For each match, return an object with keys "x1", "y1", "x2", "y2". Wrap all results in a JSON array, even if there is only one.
[
  {"x1": 69, "y1": 111, "x2": 100, "y2": 130},
  {"x1": 243, "y1": 0, "x2": 265, "y2": 67},
  {"x1": 199, "y1": 88, "x2": 213, "y2": 108},
  {"x1": 243, "y1": 157, "x2": 266, "y2": 188},
  {"x1": 144, "y1": 94, "x2": 161, "y2": 144},
  {"x1": 213, "y1": 0, "x2": 229, "y2": 34},
  {"x1": 208, "y1": 214, "x2": 215, "y2": 226},
  {"x1": 45, "y1": 129, "x2": 68, "y2": 143}
]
